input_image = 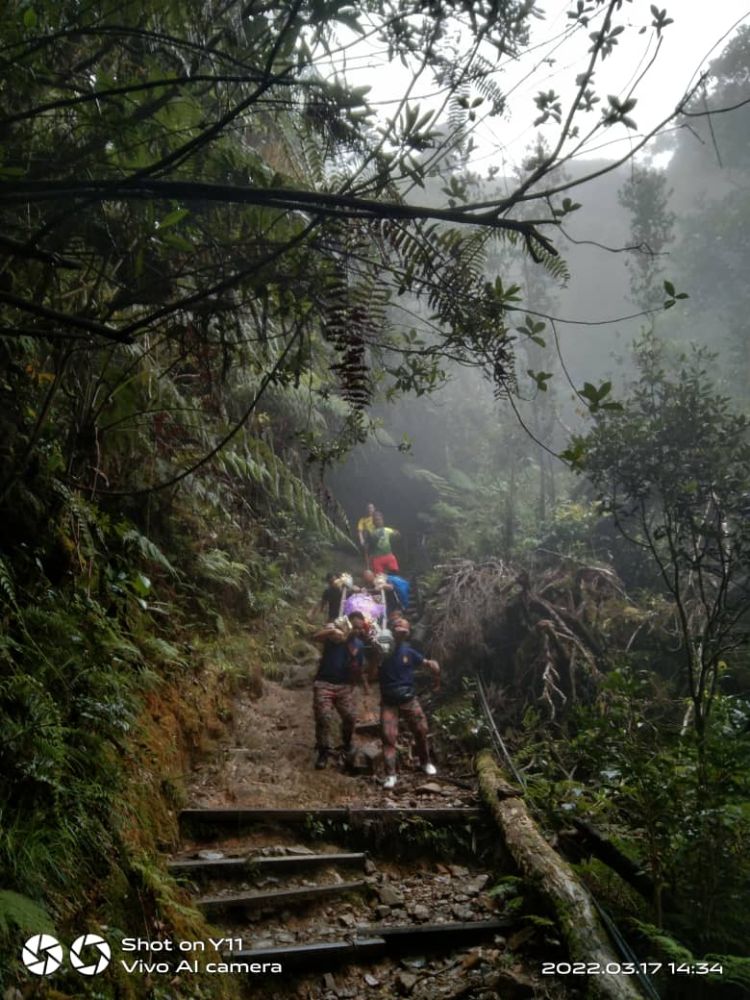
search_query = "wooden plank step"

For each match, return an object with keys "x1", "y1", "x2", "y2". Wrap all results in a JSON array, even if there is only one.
[
  {"x1": 196, "y1": 880, "x2": 368, "y2": 915},
  {"x1": 181, "y1": 807, "x2": 481, "y2": 826},
  {"x1": 168, "y1": 851, "x2": 366, "y2": 878},
  {"x1": 228, "y1": 919, "x2": 515, "y2": 973},
  {"x1": 368, "y1": 917, "x2": 515, "y2": 950},
  {"x1": 227, "y1": 937, "x2": 386, "y2": 970}
]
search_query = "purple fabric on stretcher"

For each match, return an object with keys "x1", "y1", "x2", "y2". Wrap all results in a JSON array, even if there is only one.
[{"x1": 343, "y1": 592, "x2": 385, "y2": 623}]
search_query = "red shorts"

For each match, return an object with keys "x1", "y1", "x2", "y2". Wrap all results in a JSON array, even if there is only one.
[{"x1": 371, "y1": 553, "x2": 399, "y2": 574}]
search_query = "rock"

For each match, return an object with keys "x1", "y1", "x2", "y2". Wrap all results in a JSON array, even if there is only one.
[
  {"x1": 364, "y1": 858, "x2": 377, "y2": 875},
  {"x1": 364, "y1": 974, "x2": 380, "y2": 987},
  {"x1": 197, "y1": 850, "x2": 224, "y2": 860},
  {"x1": 467, "y1": 874, "x2": 490, "y2": 894},
  {"x1": 411, "y1": 904, "x2": 431, "y2": 922},
  {"x1": 402, "y1": 956, "x2": 426, "y2": 969},
  {"x1": 286, "y1": 845, "x2": 315, "y2": 855},
  {"x1": 396, "y1": 971, "x2": 418, "y2": 995},
  {"x1": 452, "y1": 904, "x2": 474, "y2": 921},
  {"x1": 337, "y1": 912, "x2": 356, "y2": 927},
  {"x1": 374, "y1": 904, "x2": 391, "y2": 919},
  {"x1": 448, "y1": 865, "x2": 469, "y2": 877},
  {"x1": 416, "y1": 782, "x2": 450, "y2": 795},
  {"x1": 378, "y1": 883, "x2": 403, "y2": 906},
  {"x1": 323, "y1": 971, "x2": 338, "y2": 992},
  {"x1": 276, "y1": 931, "x2": 296, "y2": 943}
]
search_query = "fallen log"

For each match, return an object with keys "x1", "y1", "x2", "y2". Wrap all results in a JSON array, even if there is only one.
[{"x1": 476, "y1": 751, "x2": 643, "y2": 1000}]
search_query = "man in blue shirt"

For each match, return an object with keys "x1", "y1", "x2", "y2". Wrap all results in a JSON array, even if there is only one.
[
  {"x1": 312, "y1": 612, "x2": 366, "y2": 769},
  {"x1": 378, "y1": 618, "x2": 440, "y2": 789}
]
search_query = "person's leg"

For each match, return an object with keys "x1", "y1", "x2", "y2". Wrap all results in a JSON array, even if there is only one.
[
  {"x1": 334, "y1": 684, "x2": 357, "y2": 751},
  {"x1": 401, "y1": 697, "x2": 430, "y2": 766},
  {"x1": 380, "y1": 702, "x2": 399, "y2": 775},
  {"x1": 313, "y1": 682, "x2": 336, "y2": 766}
]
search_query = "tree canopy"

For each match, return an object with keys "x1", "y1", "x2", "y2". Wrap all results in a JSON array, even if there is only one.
[{"x1": 0, "y1": 0, "x2": 705, "y2": 494}]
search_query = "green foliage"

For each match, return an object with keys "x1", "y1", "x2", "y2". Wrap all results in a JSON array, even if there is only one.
[
  {"x1": 197, "y1": 549, "x2": 250, "y2": 592},
  {"x1": 0, "y1": 891, "x2": 52, "y2": 937},
  {"x1": 634, "y1": 922, "x2": 750, "y2": 992},
  {"x1": 520, "y1": 666, "x2": 750, "y2": 955},
  {"x1": 433, "y1": 694, "x2": 491, "y2": 754},
  {"x1": 570, "y1": 334, "x2": 750, "y2": 734}
]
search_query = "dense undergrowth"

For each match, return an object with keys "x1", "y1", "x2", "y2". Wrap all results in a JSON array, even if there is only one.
[
  {"x1": 423, "y1": 554, "x2": 750, "y2": 998},
  {"x1": 0, "y1": 331, "x2": 351, "y2": 996}
]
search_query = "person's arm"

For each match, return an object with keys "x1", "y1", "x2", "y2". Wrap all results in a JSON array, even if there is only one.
[
  {"x1": 422, "y1": 658, "x2": 441, "y2": 691},
  {"x1": 312, "y1": 625, "x2": 343, "y2": 643}
]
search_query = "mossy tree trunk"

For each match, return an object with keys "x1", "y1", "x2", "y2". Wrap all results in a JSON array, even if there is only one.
[{"x1": 476, "y1": 751, "x2": 643, "y2": 1000}]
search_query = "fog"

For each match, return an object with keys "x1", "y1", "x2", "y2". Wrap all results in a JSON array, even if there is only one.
[{"x1": 331, "y1": 26, "x2": 750, "y2": 552}]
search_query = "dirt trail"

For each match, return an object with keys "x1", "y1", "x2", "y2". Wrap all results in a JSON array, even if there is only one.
[
  {"x1": 186, "y1": 676, "x2": 472, "y2": 811},
  {"x1": 176, "y1": 675, "x2": 565, "y2": 999}
]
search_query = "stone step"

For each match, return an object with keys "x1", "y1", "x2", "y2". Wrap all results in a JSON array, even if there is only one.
[{"x1": 196, "y1": 880, "x2": 368, "y2": 916}]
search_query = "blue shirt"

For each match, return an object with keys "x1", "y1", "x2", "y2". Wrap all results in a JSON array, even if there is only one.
[
  {"x1": 386, "y1": 574, "x2": 410, "y2": 609},
  {"x1": 379, "y1": 642, "x2": 424, "y2": 695},
  {"x1": 316, "y1": 637, "x2": 364, "y2": 685}
]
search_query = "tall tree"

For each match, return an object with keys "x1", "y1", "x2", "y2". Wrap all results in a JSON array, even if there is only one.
[{"x1": 569, "y1": 335, "x2": 750, "y2": 738}]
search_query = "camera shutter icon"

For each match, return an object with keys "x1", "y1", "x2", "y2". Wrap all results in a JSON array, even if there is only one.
[
  {"x1": 22, "y1": 934, "x2": 64, "y2": 976},
  {"x1": 69, "y1": 933, "x2": 111, "y2": 975}
]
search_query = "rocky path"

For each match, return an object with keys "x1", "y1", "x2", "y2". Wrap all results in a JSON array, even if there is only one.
[{"x1": 172, "y1": 677, "x2": 567, "y2": 999}]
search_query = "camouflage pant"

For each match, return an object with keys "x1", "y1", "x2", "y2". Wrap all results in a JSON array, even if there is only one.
[
  {"x1": 381, "y1": 697, "x2": 429, "y2": 775},
  {"x1": 313, "y1": 681, "x2": 357, "y2": 752}
]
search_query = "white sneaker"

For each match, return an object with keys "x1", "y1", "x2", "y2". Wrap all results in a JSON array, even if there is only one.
[
  {"x1": 383, "y1": 775, "x2": 398, "y2": 790},
  {"x1": 423, "y1": 762, "x2": 437, "y2": 776}
]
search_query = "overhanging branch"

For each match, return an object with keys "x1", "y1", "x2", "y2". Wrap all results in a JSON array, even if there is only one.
[{"x1": 0, "y1": 178, "x2": 559, "y2": 254}]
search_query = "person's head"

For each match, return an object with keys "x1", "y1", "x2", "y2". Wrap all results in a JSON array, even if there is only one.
[
  {"x1": 365, "y1": 502, "x2": 375, "y2": 516},
  {"x1": 373, "y1": 510, "x2": 384, "y2": 527},
  {"x1": 392, "y1": 618, "x2": 410, "y2": 640},
  {"x1": 325, "y1": 572, "x2": 337, "y2": 586},
  {"x1": 362, "y1": 570, "x2": 375, "y2": 586},
  {"x1": 348, "y1": 612, "x2": 366, "y2": 634}
]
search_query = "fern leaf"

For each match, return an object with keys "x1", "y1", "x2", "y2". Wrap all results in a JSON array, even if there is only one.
[{"x1": 0, "y1": 890, "x2": 52, "y2": 936}]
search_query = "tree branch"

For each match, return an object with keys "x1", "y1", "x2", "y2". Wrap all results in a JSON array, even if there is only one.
[
  {"x1": 0, "y1": 178, "x2": 559, "y2": 253},
  {"x1": 0, "y1": 290, "x2": 132, "y2": 343}
]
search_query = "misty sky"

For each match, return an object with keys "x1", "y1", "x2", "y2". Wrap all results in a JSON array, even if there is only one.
[{"x1": 341, "y1": 1, "x2": 750, "y2": 172}]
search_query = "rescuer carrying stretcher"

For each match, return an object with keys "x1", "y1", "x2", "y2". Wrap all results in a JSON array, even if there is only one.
[{"x1": 310, "y1": 567, "x2": 440, "y2": 788}]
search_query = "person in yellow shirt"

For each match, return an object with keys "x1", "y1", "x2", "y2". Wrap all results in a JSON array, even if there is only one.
[{"x1": 356, "y1": 502, "x2": 376, "y2": 563}]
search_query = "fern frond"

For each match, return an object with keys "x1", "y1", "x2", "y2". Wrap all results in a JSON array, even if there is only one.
[
  {"x1": 0, "y1": 890, "x2": 52, "y2": 936},
  {"x1": 120, "y1": 527, "x2": 177, "y2": 575},
  {"x1": 197, "y1": 549, "x2": 249, "y2": 591},
  {"x1": 0, "y1": 555, "x2": 18, "y2": 608}
]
